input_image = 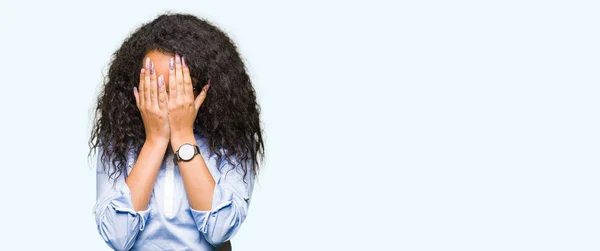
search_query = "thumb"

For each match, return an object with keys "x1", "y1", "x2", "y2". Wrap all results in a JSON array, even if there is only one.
[{"x1": 194, "y1": 82, "x2": 210, "y2": 110}]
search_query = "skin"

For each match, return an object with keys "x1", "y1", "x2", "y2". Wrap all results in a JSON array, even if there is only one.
[{"x1": 126, "y1": 50, "x2": 228, "y2": 248}]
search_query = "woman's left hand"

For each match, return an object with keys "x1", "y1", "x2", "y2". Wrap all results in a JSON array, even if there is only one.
[{"x1": 167, "y1": 54, "x2": 210, "y2": 137}]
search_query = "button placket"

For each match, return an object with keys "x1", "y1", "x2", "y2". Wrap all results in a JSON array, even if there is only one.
[{"x1": 164, "y1": 153, "x2": 175, "y2": 218}]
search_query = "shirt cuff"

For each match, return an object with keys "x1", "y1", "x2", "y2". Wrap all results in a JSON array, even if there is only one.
[
  {"x1": 189, "y1": 185, "x2": 234, "y2": 233},
  {"x1": 108, "y1": 183, "x2": 152, "y2": 231}
]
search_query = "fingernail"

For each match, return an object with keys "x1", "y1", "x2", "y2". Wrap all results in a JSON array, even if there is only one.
[
  {"x1": 134, "y1": 86, "x2": 138, "y2": 94},
  {"x1": 158, "y1": 75, "x2": 164, "y2": 88},
  {"x1": 150, "y1": 62, "x2": 155, "y2": 75},
  {"x1": 175, "y1": 54, "x2": 181, "y2": 64},
  {"x1": 182, "y1": 57, "x2": 187, "y2": 68},
  {"x1": 170, "y1": 58, "x2": 174, "y2": 70}
]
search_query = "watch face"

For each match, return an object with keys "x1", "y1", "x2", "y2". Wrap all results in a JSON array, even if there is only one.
[{"x1": 179, "y1": 144, "x2": 195, "y2": 160}]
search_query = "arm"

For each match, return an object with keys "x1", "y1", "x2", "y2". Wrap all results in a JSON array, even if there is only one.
[
  {"x1": 94, "y1": 57, "x2": 170, "y2": 250},
  {"x1": 126, "y1": 139, "x2": 168, "y2": 211},
  {"x1": 184, "y1": 147, "x2": 255, "y2": 246},
  {"x1": 128, "y1": 56, "x2": 171, "y2": 211},
  {"x1": 167, "y1": 54, "x2": 217, "y2": 213},
  {"x1": 171, "y1": 132, "x2": 215, "y2": 211},
  {"x1": 167, "y1": 54, "x2": 255, "y2": 246}
]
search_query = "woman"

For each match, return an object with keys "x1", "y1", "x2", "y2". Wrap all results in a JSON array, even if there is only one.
[{"x1": 89, "y1": 13, "x2": 264, "y2": 250}]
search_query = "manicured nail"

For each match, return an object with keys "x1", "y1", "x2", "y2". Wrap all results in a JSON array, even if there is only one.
[
  {"x1": 145, "y1": 58, "x2": 150, "y2": 69},
  {"x1": 175, "y1": 54, "x2": 181, "y2": 64},
  {"x1": 140, "y1": 68, "x2": 144, "y2": 75},
  {"x1": 169, "y1": 58, "x2": 174, "y2": 70},
  {"x1": 134, "y1": 86, "x2": 138, "y2": 95},
  {"x1": 182, "y1": 57, "x2": 187, "y2": 68},
  {"x1": 150, "y1": 62, "x2": 155, "y2": 75},
  {"x1": 158, "y1": 75, "x2": 164, "y2": 88}
]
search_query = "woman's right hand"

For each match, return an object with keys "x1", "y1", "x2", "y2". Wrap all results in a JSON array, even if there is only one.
[{"x1": 134, "y1": 58, "x2": 170, "y2": 145}]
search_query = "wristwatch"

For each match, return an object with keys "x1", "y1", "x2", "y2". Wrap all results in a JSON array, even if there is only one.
[{"x1": 174, "y1": 143, "x2": 200, "y2": 164}]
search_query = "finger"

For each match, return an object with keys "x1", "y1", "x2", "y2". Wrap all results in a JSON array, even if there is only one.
[
  {"x1": 158, "y1": 75, "x2": 167, "y2": 110},
  {"x1": 194, "y1": 82, "x2": 210, "y2": 110},
  {"x1": 137, "y1": 68, "x2": 145, "y2": 107},
  {"x1": 169, "y1": 57, "x2": 177, "y2": 103},
  {"x1": 144, "y1": 58, "x2": 152, "y2": 107},
  {"x1": 182, "y1": 56, "x2": 193, "y2": 99},
  {"x1": 150, "y1": 62, "x2": 158, "y2": 108},
  {"x1": 175, "y1": 54, "x2": 184, "y2": 99}
]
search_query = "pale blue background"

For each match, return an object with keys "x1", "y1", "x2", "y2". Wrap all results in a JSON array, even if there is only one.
[{"x1": 0, "y1": 0, "x2": 598, "y2": 250}]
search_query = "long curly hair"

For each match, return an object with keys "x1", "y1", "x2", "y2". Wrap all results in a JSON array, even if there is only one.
[{"x1": 89, "y1": 13, "x2": 264, "y2": 183}]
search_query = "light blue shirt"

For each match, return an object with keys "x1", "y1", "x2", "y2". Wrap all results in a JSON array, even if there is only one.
[{"x1": 93, "y1": 132, "x2": 255, "y2": 250}]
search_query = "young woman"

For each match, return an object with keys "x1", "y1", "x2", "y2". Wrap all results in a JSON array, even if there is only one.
[{"x1": 89, "y1": 13, "x2": 264, "y2": 250}]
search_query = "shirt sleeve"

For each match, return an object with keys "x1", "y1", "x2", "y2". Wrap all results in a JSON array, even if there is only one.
[
  {"x1": 189, "y1": 154, "x2": 256, "y2": 247},
  {"x1": 93, "y1": 146, "x2": 151, "y2": 251}
]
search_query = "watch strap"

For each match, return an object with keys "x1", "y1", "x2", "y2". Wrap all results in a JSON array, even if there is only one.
[{"x1": 173, "y1": 144, "x2": 200, "y2": 164}]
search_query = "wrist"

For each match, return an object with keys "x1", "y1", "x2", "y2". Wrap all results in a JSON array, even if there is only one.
[
  {"x1": 144, "y1": 137, "x2": 170, "y2": 149},
  {"x1": 170, "y1": 130, "x2": 196, "y2": 151}
]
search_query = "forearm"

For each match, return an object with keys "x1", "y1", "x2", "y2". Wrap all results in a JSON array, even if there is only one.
[
  {"x1": 126, "y1": 139, "x2": 168, "y2": 211},
  {"x1": 171, "y1": 130, "x2": 216, "y2": 211}
]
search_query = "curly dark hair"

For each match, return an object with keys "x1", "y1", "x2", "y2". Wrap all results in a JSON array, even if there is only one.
[{"x1": 89, "y1": 13, "x2": 264, "y2": 183}]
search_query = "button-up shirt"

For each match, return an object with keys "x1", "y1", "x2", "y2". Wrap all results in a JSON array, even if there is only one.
[{"x1": 93, "y1": 132, "x2": 255, "y2": 250}]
